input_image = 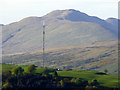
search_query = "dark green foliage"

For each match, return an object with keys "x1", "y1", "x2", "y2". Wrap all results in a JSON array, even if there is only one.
[
  {"x1": 59, "y1": 80, "x2": 64, "y2": 87},
  {"x1": 42, "y1": 67, "x2": 51, "y2": 74},
  {"x1": 2, "y1": 70, "x2": 11, "y2": 77},
  {"x1": 87, "y1": 79, "x2": 100, "y2": 89},
  {"x1": 53, "y1": 70, "x2": 58, "y2": 77},
  {"x1": 2, "y1": 69, "x2": 93, "y2": 89},
  {"x1": 2, "y1": 70, "x2": 12, "y2": 84},
  {"x1": 71, "y1": 78, "x2": 88, "y2": 87},
  {"x1": 91, "y1": 79, "x2": 99, "y2": 86},
  {"x1": 27, "y1": 64, "x2": 36, "y2": 74},
  {"x1": 2, "y1": 73, "x2": 61, "y2": 89},
  {"x1": 104, "y1": 69, "x2": 108, "y2": 74},
  {"x1": 2, "y1": 82, "x2": 13, "y2": 89},
  {"x1": 2, "y1": 64, "x2": 118, "y2": 89},
  {"x1": 85, "y1": 85, "x2": 98, "y2": 89},
  {"x1": 74, "y1": 78, "x2": 82, "y2": 85},
  {"x1": 11, "y1": 66, "x2": 24, "y2": 76}
]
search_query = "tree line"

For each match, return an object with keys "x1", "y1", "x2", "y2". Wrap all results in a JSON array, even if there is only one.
[{"x1": 2, "y1": 64, "x2": 105, "y2": 89}]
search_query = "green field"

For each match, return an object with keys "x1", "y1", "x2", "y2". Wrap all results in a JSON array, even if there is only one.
[
  {"x1": 2, "y1": 64, "x2": 119, "y2": 88},
  {"x1": 57, "y1": 70, "x2": 119, "y2": 88}
]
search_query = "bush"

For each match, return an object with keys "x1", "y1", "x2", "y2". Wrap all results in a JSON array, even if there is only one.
[
  {"x1": 104, "y1": 69, "x2": 108, "y2": 74},
  {"x1": 27, "y1": 64, "x2": 36, "y2": 74},
  {"x1": 41, "y1": 73, "x2": 48, "y2": 77},
  {"x1": 11, "y1": 66, "x2": 24, "y2": 76},
  {"x1": 59, "y1": 80, "x2": 64, "y2": 87},
  {"x1": 53, "y1": 70, "x2": 58, "y2": 77},
  {"x1": 3, "y1": 70, "x2": 11, "y2": 77},
  {"x1": 91, "y1": 79, "x2": 99, "y2": 86},
  {"x1": 74, "y1": 78, "x2": 83, "y2": 86},
  {"x1": 63, "y1": 78, "x2": 70, "y2": 82},
  {"x1": 71, "y1": 78, "x2": 76, "y2": 83},
  {"x1": 2, "y1": 82, "x2": 13, "y2": 89},
  {"x1": 43, "y1": 67, "x2": 50, "y2": 74}
]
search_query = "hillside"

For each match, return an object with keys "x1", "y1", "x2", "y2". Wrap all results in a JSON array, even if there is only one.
[
  {"x1": 2, "y1": 9, "x2": 118, "y2": 54},
  {"x1": 2, "y1": 64, "x2": 119, "y2": 88},
  {"x1": 2, "y1": 40, "x2": 118, "y2": 75}
]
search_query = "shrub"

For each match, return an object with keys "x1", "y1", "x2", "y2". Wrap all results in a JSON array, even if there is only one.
[
  {"x1": 63, "y1": 78, "x2": 70, "y2": 82},
  {"x1": 53, "y1": 70, "x2": 58, "y2": 77},
  {"x1": 27, "y1": 64, "x2": 36, "y2": 74},
  {"x1": 11, "y1": 66, "x2": 24, "y2": 76},
  {"x1": 71, "y1": 78, "x2": 76, "y2": 83},
  {"x1": 104, "y1": 69, "x2": 108, "y2": 74},
  {"x1": 74, "y1": 78, "x2": 82, "y2": 86},
  {"x1": 43, "y1": 67, "x2": 50, "y2": 74},
  {"x1": 3, "y1": 70, "x2": 11, "y2": 77},
  {"x1": 59, "y1": 80, "x2": 64, "y2": 87},
  {"x1": 91, "y1": 79, "x2": 99, "y2": 86},
  {"x1": 41, "y1": 73, "x2": 48, "y2": 77},
  {"x1": 2, "y1": 82, "x2": 13, "y2": 89}
]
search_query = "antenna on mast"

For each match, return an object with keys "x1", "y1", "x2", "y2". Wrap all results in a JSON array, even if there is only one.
[{"x1": 42, "y1": 21, "x2": 45, "y2": 68}]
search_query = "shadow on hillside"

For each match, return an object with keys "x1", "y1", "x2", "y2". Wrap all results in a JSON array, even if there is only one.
[{"x1": 95, "y1": 72, "x2": 106, "y2": 75}]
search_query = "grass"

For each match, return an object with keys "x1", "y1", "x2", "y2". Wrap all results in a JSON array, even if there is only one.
[
  {"x1": 2, "y1": 64, "x2": 119, "y2": 88},
  {"x1": 2, "y1": 64, "x2": 54, "y2": 74},
  {"x1": 2, "y1": 64, "x2": 16, "y2": 72},
  {"x1": 57, "y1": 70, "x2": 119, "y2": 88}
]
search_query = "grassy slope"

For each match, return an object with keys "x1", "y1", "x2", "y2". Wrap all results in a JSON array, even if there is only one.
[
  {"x1": 57, "y1": 70, "x2": 119, "y2": 88},
  {"x1": 2, "y1": 64, "x2": 53, "y2": 74},
  {"x1": 2, "y1": 40, "x2": 118, "y2": 75},
  {"x1": 3, "y1": 18, "x2": 116, "y2": 54},
  {"x1": 2, "y1": 64, "x2": 119, "y2": 88}
]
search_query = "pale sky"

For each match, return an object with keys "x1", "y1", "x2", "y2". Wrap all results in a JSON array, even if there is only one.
[{"x1": 0, "y1": 0, "x2": 119, "y2": 25}]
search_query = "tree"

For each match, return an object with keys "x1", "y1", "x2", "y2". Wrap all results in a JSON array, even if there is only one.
[
  {"x1": 91, "y1": 79, "x2": 99, "y2": 86},
  {"x1": 74, "y1": 78, "x2": 83, "y2": 86},
  {"x1": 60, "y1": 80, "x2": 64, "y2": 87},
  {"x1": 3, "y1": 70, "x2": 11, "y2": 77},
  {"x1": 104, "y1": 69, "x2": 108, "y2": 74},
  {"x1": 27, "y1": 64, "x2": 36, "y2": 74},
  {"x1": 53, "y1": 70, "x2": 58, "y2": 77},
  {"x1": 11, "y1": 66, "x2": 24, "y2": 76},
  {"x1": 43, "y1": 67, "x2": 49, "y2": 74},
  {"x1": 2, "y1": 82, "x2": 13, "y2": 89}
]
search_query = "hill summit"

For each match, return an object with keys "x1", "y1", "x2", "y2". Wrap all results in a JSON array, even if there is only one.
[{"x1": 2, "y1": 9, "x2": 118, "y2": 54}]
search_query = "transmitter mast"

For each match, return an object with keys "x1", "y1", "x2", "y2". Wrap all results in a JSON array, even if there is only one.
[{"x1": 42, "y1": 21, "x2": 45, "y2": 67}]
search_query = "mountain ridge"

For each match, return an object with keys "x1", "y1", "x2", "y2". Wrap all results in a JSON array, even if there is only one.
[{"x1": 2, "y1": 9, "x2": 118, "y2": 54}]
